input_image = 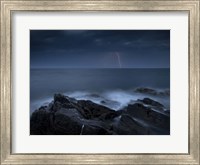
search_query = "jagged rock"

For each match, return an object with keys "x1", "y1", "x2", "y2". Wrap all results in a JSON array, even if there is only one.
[
  {"x1": 114, "y1": 114, "x2": 149, "y2": 135},
  {"x1": 135, "y1": 87, "x2": 157, "y2": 95},
  {"x1": 135, "y1": 87, "x2": 170, "y2": 96},
  {"x1": 30, "y1": 108, "x2": 54, "y2": 135},
  {"x1": 54, "y1": 94, "x2": 71, "y2": 103},
  {"x1": 159, "y1": 89, "x2": 170, "y2": 96},
  {"x1": 30, "y1": 93, "x2": 170, "y2": 135},
  {"x1": 76, "y1": 100, "x2": 118, "y2": 120},
  {"x1": 31, "y1": 94, "x2": 118, "y2": 135},
  {"x1": 126, "y1": 103, "x2": 170, "y2": 130},
  {"x1": 53, "y1": 109, "x2": 83, "y2": 135},
  {"x1": 80, "y1": 124, "x2": 112, "y2": 135},
  {"x1": 138, "y1": 98, "x2": 164, "y2": 108},
  {"x1": 165, "y1": 109, "x2": 170, "y2": 114}
]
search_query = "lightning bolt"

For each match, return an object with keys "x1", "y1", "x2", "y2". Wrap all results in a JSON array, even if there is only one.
[{"x1": 115, "y1": 52, "x2": 122, "y2": 68}]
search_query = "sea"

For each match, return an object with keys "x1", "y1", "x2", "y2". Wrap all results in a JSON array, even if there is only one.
[{"x1": 30, "y1": 68, "x2": 170, "y2": 114}]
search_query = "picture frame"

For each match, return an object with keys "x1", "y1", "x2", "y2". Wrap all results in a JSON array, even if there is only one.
[{"x1": 0, "y1": 0, "x2": 199, "y2": 164}]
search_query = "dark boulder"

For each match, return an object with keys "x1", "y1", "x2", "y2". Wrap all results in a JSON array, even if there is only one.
[
  {"x1": 54, "y1": 94, "x2": 71, "y2": 104},
  {"x1": 30, "y1": 93, "x2": 170, "y2": 135},
  {"x1": 30, "y1": 94, "x2": 117, "y2": 135},
  {"x1": 138, "y1": 98, "x2": 164, "y2": 108},
  {"x1": 135, "y1": 87, "x2": 170, "y2": 96},
  {"x1": 80, "y1": 124, "x2": 112, "y2": 135},
  {"x1": 76, "y1": 100, "x2": 118, "y2": 120},
  {"x1": 135, "y1": 87, "x2": 157, "y2": 95},
  {"x1": 126, "y1": 103, "x2": 170, "y2": 130},
  {"x1": 30, "y1": 108, "x2": 54, "y2": 135},
  {"x1": 159, "y1": 89, "x2": 170, "y2": 96},
  {"x1": 114, "y1": 114, "x2": 149, "y2": 135},
  {"x1": 53, "y1": 110, "x2": 82, "y2": 135}
]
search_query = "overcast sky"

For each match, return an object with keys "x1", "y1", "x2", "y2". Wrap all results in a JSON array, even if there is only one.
[{"x1": 30, "y1": 30, "x2": 170, "y2": 68}]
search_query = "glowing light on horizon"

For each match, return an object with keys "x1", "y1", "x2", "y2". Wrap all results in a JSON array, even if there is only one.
[{"x1": 115, "y1": 52, "x2": 122, "y2": 68}]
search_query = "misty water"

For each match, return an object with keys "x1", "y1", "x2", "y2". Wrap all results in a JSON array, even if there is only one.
[{"x1": 30, "y1": 68, "x2": 170, "y2": 114}]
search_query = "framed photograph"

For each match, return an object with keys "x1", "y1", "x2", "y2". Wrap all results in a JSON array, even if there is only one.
[{"x1": 0, "y1": 0, "x2": 199, "y2": 164}]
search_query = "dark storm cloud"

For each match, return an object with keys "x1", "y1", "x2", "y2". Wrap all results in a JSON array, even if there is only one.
[{"x1": 30, "y1": 30, "x2": 170, "y2": 68}]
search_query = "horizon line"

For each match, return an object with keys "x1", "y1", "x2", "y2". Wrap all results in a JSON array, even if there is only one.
[{"x1": 30, "y1": 67, "x2": 170, "y2": 69}]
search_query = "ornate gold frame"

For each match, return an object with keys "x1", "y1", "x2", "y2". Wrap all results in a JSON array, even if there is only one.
[{"x1": 0, "y1": 0, "x2": 199, "y2": 164}]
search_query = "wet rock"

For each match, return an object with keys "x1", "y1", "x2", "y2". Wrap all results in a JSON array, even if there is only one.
[
  {"x1": 135, "y1": 87, "x2": 157, "y2": 95},
  {"x1": 135, "y1": 87, "x2": 170, "y2": 96},
  {"x1": 126, "y1": 103, "x2": 170, "y2": 130},
  {"x1": 30, "y1": 108, "x2": 53, "y2": 135},
  {"x1": 80, "y1": 124, "x2": 112, "y2": 135},
  {"x1": 138, "y1": 98, "x2": 164, "y2": 108},
  {"x1": 76, "y1": 100, "x2": 118, "y2": 120},
  {"x1": 54, "y1": 94, "x2": 70, "y2": 104},
  {"x1": 159, "y1": 89, "x2": 170, "y2": 96},
  {"x1": 31, "y1": 94, "x2": 118, "y2": 135},
  {"x1": 53, "y1": 110, "x2": 82, "y2": 135},
  {"x1": 30, "y1": 93, "x2": 170, "y2": 135},
  {"x1": 165, "y1": 109, "x2": 170, "y2": 114},
  {"x1": 114, "y1": 114, "x2": 149, "y2": 135}
]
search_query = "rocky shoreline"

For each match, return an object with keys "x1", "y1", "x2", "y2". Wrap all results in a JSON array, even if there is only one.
[{"x1": 30, "y1": 89, "x2": 170, "y2": 135}]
